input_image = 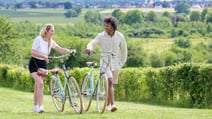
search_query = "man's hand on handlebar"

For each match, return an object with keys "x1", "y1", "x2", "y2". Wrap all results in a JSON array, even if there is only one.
[{"x1": 84, "y1": 49, "x2": 91, "y2": 55}]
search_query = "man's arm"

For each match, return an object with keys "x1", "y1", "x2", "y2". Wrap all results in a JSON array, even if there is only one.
[
  {"x1": 85, "y1": 33, "x2": 101, "y2": 54},
  {"x1": 119, "y1": 36, "x2": 128, "y2": 68}
]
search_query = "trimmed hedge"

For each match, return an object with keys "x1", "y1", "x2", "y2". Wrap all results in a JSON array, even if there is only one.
[
  {"x1": 0, "y1": 63, "x2": 212, "y2": 108},
  {"x1": 115, "y1": 63, "x2": 212, "y2": 108}
]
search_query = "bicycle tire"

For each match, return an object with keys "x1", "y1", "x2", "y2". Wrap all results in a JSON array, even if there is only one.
[
  {"x1": 49, "y1": 76, "x2": 65, "y2": 112},
  {"x1": 67, "y1": 76, "x2": 83, "y2": 114},
  {"x1": 81, "y1": 74, "x2": 93, "y2": 112},
  {"x1": 96, "y1": 73, "x2": 108, "y2": 113}
]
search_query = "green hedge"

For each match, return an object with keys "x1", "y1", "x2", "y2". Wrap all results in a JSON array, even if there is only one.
[
  {"x1": 0, "y1": 63, "x2": 212, "y2": 108},
  {"x1": 115, "y1": 63, "x2": 212, "y2": 108}
]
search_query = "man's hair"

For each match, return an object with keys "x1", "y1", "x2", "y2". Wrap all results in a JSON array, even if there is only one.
[{"x1": 103, "y1": 16, "x2": 119, "y2": 30}]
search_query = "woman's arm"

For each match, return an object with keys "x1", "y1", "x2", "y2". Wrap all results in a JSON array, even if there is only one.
[
  {"x1": 54, "y1": 45, "x2": 76, "y2": 54},
  {"x1": 31, "y1": 49, "x2": 49, "y2": 63}
]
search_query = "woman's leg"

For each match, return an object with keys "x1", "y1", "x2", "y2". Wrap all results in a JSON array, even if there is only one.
[
  {"x1": 34, "y1": 81, "x2": 38, "y2": 106},
  {"x1": 31, "y1": 73, "x2": 44, "y2": 112}
]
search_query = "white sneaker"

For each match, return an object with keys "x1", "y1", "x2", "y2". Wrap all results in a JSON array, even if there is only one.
[
  {"x1": 39, "y1": 105, "x2": 44, "y2": 113},
  {"x1": 34, "y1": 105, "x2": 39, "y2": 112},
  {"x1": 111, "y1": 105, "x2": 117, "y2": 112},
  {"x1": 106, "y1": 105, "x2": 111, "y2": 111}
]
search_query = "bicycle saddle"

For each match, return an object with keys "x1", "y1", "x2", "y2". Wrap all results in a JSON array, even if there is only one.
[
  {"x1": 50, "y1": 68, "x2": 61, "y2": 74},
  {"x1": 86, "y1": 62, "x2": 96, "y2": 67}
]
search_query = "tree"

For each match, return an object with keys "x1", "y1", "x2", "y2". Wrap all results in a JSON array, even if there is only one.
[
  {"x1": 72, "y1": 7, "x2": 81, "y2": 14},
  {"x1": 29, "y1": 1, "x2": 37, "y2": 8},
  {"x1": 122, "y1": 10, "x2": 144, "y2": 25},
  {"x1": 112, "y1": 9, "x2": 123, "y2": 21},
  {"x1": 174, "y1": 37, "x2": 191, "y2": 48},
  {"x1": 201, "y1": 8, "x2": 208, "y2": 22},
  {"x1": 145, "y1": 11, "x2": 158, "y2": 22},
  {"x1": 84, "y1": 10, "x2": 101, "y2": 24},
  {"x1": 15, "y1": 3, "x2": 22, "y2": 9},
  {"x1": 64, "y1": 10, "x2": 77, "y2": 18},
  {"x1": 0, "y1": 17, "x2": 22, "y2": 65},
  {"x1": 162, "y1": 11, "x2": 171, "y2": 18},
  {"x1": 190, "y1": 11, "x2": 200, "y2": 21},
  {"x1": 64, "y1": 2, "x2": 72, "y2": 9},
  {"x1": 161, "y1": 1, "x2": 170, "y2": 8},
  {"x1": 174, "y1": 2, "x2": 190, "y2": 14},
  {"x1": 205, "y1": 11, "x2": 212, "y2": 23}
]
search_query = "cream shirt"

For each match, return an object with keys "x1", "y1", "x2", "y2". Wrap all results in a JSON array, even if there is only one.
[{"x1": 87, "y1": 31, "x2": 128, "y2": 71}]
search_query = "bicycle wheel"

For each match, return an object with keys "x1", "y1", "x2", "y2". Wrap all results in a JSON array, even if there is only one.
[
  {"x1": 96, "y1": 73, "x2": 108, "y2": 113},
  {"x1": 49, "y1": 76, "x2": 65, "y2": 112},
  {"x1": 81, "y1": 74, "x2": 93, "y2": 112},
  {"x1": 67, "y1": 76, "x2": 83, "y2": 114}
]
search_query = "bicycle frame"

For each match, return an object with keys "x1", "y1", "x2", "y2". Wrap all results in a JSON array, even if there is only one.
[
  {"x1": 87, "y1": 66, "x2": 106, "y2": 98},
  {"x1": 82, "y1": 53, "x2": 112, "y2": 113},
  {"x1": 87, "y1": 66, "x2": 95, "y2": 96},
  {"x1": 49, "y1": 54, "x2": 82, "y2": 113},
  {"x1": 51, "y1": 58, "x2": 70, "y2": 103}
]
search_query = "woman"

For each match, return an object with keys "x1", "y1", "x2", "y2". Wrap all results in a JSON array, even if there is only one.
[{"x1": 28, "y1": 24, "x2": 75, "y2": 113}]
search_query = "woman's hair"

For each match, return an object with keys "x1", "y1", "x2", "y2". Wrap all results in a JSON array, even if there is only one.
[
  {"x1": 39, "y1": 24, "x2": 54, "y2": 48},
  {"x1": 103, "y1": 16, "x2": 119, "y2": 31}
]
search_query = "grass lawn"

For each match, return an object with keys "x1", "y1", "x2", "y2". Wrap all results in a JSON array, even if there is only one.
[{"x1": 1, "y1": 87, "x2": 212, "y2": 119}]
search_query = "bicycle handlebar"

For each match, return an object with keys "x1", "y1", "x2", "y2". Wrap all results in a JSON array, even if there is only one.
[{"x1": 49, "y1": 52, "x2": 75, "y2": 60}]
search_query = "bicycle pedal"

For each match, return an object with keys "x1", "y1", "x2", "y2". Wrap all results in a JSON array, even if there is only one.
[
  {"x1": 81, "y1": 91, "x2": 89, "y2": 96},
  {"x1": 71, "y1": 102, "x2": 77, "y2": 107},
  {"x1": 53, "y1": 88, "x2": 59, "y2": 93}
]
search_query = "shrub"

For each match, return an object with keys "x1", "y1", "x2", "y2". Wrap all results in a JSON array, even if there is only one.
[
  {"x1": 174, "y1": 37, "x2": 191, "y2": 48},
  {"x1": 150, "y1": 53, "x2": 164, "y2": 67}
]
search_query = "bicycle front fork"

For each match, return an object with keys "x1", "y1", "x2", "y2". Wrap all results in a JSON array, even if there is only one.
[{"x1": 52, "y1": 75, "x2": 65, "y2": 102}]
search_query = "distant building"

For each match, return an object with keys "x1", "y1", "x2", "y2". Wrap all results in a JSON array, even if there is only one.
[
  {"x1": 191, "y1": 4, "x2": 201, "y2": 8},
  {"x1": 22, "y1": 3, "x2": 31, "y2": 9}
]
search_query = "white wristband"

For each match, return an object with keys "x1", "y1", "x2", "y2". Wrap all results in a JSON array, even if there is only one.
[{"x1": 66, "y1": 49, "x2": 70, "y2": 53}]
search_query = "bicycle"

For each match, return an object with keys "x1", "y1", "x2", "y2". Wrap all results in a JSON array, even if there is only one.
[
  {"x1": 81, "y1": 53, "x2": 113, "y2": 113},
  {"x1": 48, "y1": 53, "x2": 83, "y2": 114}
]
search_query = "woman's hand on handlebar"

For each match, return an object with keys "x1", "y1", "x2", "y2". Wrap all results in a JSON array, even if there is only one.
[{"x1": 67, "y1": 49, "x2": 76, "y2": 55}]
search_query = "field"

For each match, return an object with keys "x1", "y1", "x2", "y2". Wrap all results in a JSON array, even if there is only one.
[
  {"x1": 0, "y1": 8, "x2": 204, "y2": 24},
  {"x1": 0, "y1": 8, "x2": 86, "y2": 24},
  {"x1": 1, "y1": 87, "x2": 212, "y2": 119},
  {"x1": 100, "y1": 8, "x2": 204, "y2": 14},
  {"x1": 129, "y1": 38, "x2": 207, "y2": 54}
]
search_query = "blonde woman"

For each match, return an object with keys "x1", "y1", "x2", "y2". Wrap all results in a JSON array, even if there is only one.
[{"x1": 28, "y1": 24, "x2": 75, "y2": 113}]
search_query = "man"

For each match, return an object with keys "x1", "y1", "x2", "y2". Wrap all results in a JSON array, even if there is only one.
[{"x1": 85, "y1": 16, "x2": 128, "y2": 112}]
